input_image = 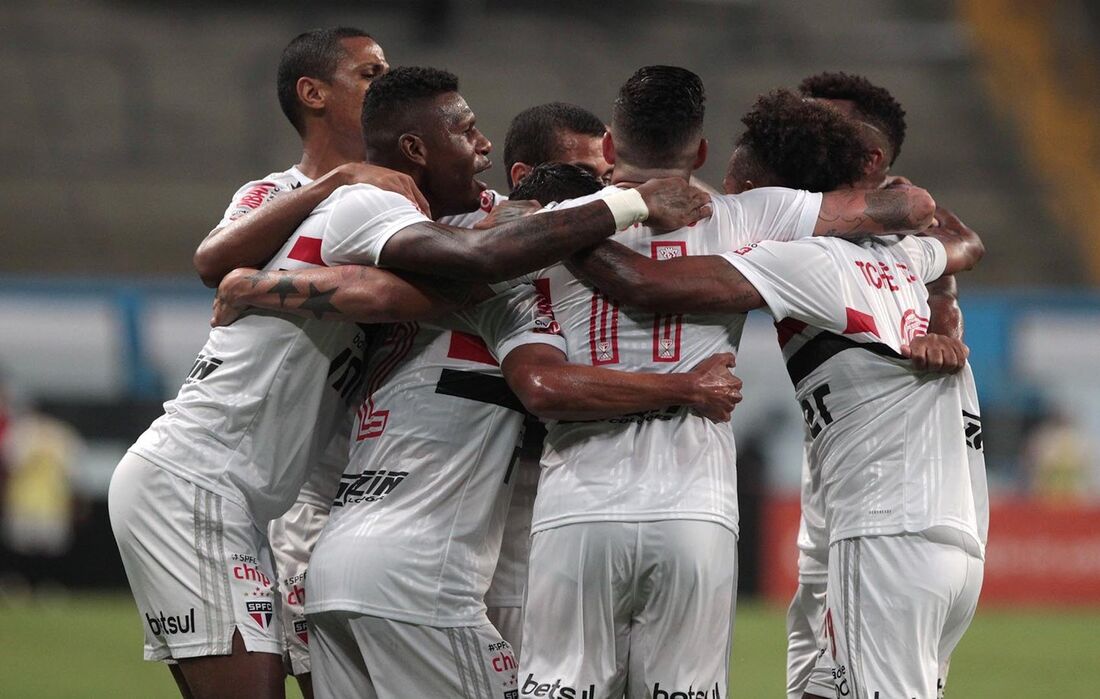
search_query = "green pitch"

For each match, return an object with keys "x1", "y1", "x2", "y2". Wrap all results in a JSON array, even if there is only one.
[{"x1": 1, "y1": 594, "x2": 1096, "y2": 697}]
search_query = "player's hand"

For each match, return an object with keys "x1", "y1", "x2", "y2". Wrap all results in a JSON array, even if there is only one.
[
  {"x1": 474, "y1": 200, "x2": 541, "y2": 228},
  {"x1": 901, "y1": 333, "x2": 969, "y2": 373},
  {"x1": 210, "y1": 267, "x2": 254, "y2": 327},
  {"x1": 335, "y1": 162, "x2": 432, "y2": 218},
  {"x1": 686, "y1": 352, "x2": 743, "y2": 423},
  {"x1": 635, "y1": 177, "x2": 712, "y2": 232}
]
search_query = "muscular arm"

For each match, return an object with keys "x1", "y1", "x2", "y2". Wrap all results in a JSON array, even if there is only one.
[
  {"x1": 211, "y1": 266, "x2": 490, "y2": 326},
  {"x1": 195, "y1": 164, "x2": 430, "y2": 288},
  {"x1": 377, "y1": 178, "x2": 710, "y2": 283},
  {"x1": 926, "y1": 275, "x2": 962, "y2": 339},
  {"x1": 923, "y1": 204, "x2": 984, "y2": 275},
  {"x1": 813, "y1": 185, "x2": 936, "y2": 237},
  {"x1": 501, "y1": 345, "x2": 742, "y2": 422},
  {"x1": 568, "y1": 242, "x2": 765, "y2": 315}
]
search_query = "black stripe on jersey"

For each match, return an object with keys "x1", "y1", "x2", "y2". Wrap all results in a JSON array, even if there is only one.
[
  {"x1": 434, "y1": 368, "x2": 526, "y2": 413},
  {"x1": 785, "y1": 331, "x2": 905, "y2": 387}
]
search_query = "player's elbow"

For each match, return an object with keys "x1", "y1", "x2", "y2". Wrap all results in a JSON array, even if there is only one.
[
  {"x1": 907, "y1": 188, "x2": 936, "y2": 230},
  {"x1": 193, "y1": 238, "x2": 225, "y2": 288},
  {"x1": 510, "y1": 369, "x2": 569, "y2": 420}
]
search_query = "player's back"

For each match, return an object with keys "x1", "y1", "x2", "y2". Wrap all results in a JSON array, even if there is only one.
[
  {"x1": 528, "y1": 185, "x2": 821, "y2": 536},
  {"x1": 727, "y1": 235, "x2": 987, "y2": 552}
]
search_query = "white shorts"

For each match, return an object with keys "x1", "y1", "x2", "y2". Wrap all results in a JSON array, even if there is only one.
[
  {"x1": 824, "y1": 530, "x2": 983, "y2": 699},
  {"x1": 309, "y1": 611, "x2": 519, "y2": 699},
  {"x1": 786, "y1": 580, "x2": 832, "y2": 699},
  {"x1": 269, "y1": 498, "x2": 330, "y2": 676},
  {"x1": 520, "y1": 520, "x2": 737, "y2": 699},
  {"x1": 107, "y1": 452, "x2": 283, "y2": 661}
]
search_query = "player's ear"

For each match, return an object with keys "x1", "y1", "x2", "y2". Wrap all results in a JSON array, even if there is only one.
[
  {"x1": 509, "y1": 162, "x2": 531, "y2": 190},
  {"x1": 693, "y1": 138, "x2": 708, "y2": 170},
  {"x1": 296, "y1": 76, "x2": 327, "y2": 114},
  {"x1": 399, "y1": 133, "x2": 428, "y2": 167},
  {"x1": 865, "y1": 147, "x2": 887, "y2": 178},
  {"x1": 602, "y1": 131, "x2": 617, "y2": 165}
]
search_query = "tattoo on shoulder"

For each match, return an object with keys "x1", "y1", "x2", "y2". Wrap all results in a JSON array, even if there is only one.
[{"x1": 865, "y1": 190, "x2": 910, "y2": 229}]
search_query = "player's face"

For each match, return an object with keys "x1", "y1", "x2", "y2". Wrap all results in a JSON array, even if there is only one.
[
  {"x1": 554, "y1": 130, "x2": 613, "y2": 184},
  {"x1": 326, "y1": 37, "x2": 389, "y2": 144},
  {"x1": 422, "y1": 92, "x2": 492, "y2": 216}
]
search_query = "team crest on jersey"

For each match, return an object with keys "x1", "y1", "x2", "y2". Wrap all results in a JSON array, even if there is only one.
[
  {"x1": 899, "y1": 308, "x2": 929, "y2": 344},
  {"x1": 293, "y1": 619, "x2": 309, "y2": 645},
  {"x1": 246, "y1": 600, "x2": 273, "y2": 629}
]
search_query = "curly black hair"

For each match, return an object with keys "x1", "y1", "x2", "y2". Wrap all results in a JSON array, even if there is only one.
[
  {"x1": 737, "y1": 89, "x2": 868, "y2": 192},
  {"x1": 503, "y1": 103, "x2": 606, "y2": 188},
  {"x1": 798, "y1": 71, "x2": 907, "y2": 164},
  {"x1": 277, "y1": 27, "x2": 374, "y2": 134},
  {"x1": 509, "y1": 162, "x2": 604, "y2": 205},
  {"x1": 612, "y1": 65, "x2": 705, "y2": 168},
  {"x1": 361, "y1": 66, "x2": 458, "y2": 158}
]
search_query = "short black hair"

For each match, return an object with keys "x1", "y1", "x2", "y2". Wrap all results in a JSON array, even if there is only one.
[
  {"x1": 737, "y1": 90, "x2": 868, "y2": 192},
  {"x1": 611, "y1": 65, "x2": 705, "y2": 169},
  {"x1": 509, "y1": 162, "x2": 604, "y2": 205},
  {"x1": 798, "y1": 71, "x2": 907, "y2": 164},
  {"x1": 276, "y1": 27, "x2": 373, "y2": 134},
  {"x1": 361, "y1": 67, "x2": 459, "y2": 161},
  {"x1": 503, "y1": 103, "x2": 606, "y2": 187}
]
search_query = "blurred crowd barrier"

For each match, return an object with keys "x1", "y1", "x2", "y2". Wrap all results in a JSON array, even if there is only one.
[{"x1": 1, "y1": 279, "x2": 1099, "y2": 600}]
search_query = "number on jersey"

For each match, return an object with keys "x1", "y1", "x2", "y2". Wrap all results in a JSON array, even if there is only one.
[{"x1": 800, "y1": 383, "x2": 834, "y2": 438}]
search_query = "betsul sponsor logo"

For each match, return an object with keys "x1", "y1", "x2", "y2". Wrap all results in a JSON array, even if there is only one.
[
  {"x1": 520, "y1": 674, "x2": 596, "y2": 698},
  {"x1": 145, "y1": 608, "x2": 196, "y2": 636},
  {"x1": 653, "y1": 682, "x2": 722, "y2": 699}
]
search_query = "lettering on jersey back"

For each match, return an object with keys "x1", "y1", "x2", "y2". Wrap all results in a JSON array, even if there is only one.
[{"x1": 963, "y1": 410, "x2": 983, "y2": 451}]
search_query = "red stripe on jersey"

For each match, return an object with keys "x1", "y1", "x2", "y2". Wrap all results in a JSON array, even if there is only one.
[
  {"x1": 288, "y1": 236, "x2": 325, "y2": 266},
  {"x1": 775, "y1": 319, "x2": 808, "y2": 348},
  {"x1": 356, "y1": 322, "x2": 418, "y2": 440},
  {"x1": 588, "y1": 292, "x2": 620, "y2": 365},
  {"x1": 447, "y1": 331, "x2": 498, "y2": 366},
  {"x1": 843, "y1": 307, "x2": 880, "y2": 337},
  {"x1": 650, "y1": 242, "x2": 686, "y2": 362}
]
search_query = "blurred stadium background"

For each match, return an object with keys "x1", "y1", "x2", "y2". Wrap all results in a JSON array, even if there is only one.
[{"x1": 2, "y1": 0, "x2": 1099, "y2": 696}]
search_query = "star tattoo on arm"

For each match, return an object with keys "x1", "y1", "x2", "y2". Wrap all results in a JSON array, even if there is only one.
[{"x1": 298, "y1": 283, "x2": 340, "y2": 318}]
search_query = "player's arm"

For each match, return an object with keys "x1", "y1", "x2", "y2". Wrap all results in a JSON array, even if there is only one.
[
  {"x1": 568, "y1": 242, "x2": 766, "y2": 315},
  {"x1": 375, "y1": 178, "x2": 711, "y2": 283},
  {"x1": 210, "y1": 266, "x2": 490, "y2": 327},
  {"x1": 194, "y1": 163, "x2": 431, "y2": 288},
  {"x1": 921, "y1": 204, "x2": 985, "y2": 274},
  {"x1": 813, "y1": 184, "x2": 936, "y2": 237},
  {"x1": 501, "y1": 345, "x2": 743, "y2": 423}
]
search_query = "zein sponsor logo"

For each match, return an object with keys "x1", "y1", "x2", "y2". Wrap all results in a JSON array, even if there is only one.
[
  {"x1": 145, "y1": 608, "x2": 196, "y2": 636},
  {"x1": 185, "y1": 354, "x2": 223, "y2": 384},
  {"x1": 332, "y1": 469, "x2": 408, "y2": 507},
  {"x1": 520, "y1": 674, "x2": 596, "y2": 698}
]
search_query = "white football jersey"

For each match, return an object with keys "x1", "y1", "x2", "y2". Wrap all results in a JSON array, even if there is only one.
[
  {"x1": 130, "y1": 175, "x2": 429, "y2": 525},
  {"x1": 214, "y1": 166, "x2": 310, "y2": 228},
  {"x1": 723, "y1": 235, "x2": 987, "y2": 554},
  {"x1": 525, "y1": 185, "x2": 823, "y2": 536},
  {"x1": 305, "y1": 287, "x2": 566, "y2": 627}
]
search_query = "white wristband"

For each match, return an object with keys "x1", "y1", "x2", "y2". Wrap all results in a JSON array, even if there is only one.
[{"x1": 602, "y1": 187, "x2": 649, "y2": 231}]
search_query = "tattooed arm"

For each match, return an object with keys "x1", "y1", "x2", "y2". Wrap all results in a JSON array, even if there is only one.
[
  {"x1": 211, "y1": 266, "x2": 490, "y2": 327},
  {"x1": 376, "y1": 177, "x2": 710, "y2": 283},
  {"x1": 195, "y1": 163, "x2": 430, "y2": 287},
  {"x1": 813, "y1": 185, "x2": 936, "y2": 237}
]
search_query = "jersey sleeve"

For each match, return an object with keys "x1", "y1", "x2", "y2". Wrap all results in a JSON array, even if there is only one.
[
  {"x1": 320, "y1": 185, "x2": 432, "y2": 266},
  {"x1": 895, "y1": 235, "x2": 948, "y2": 283},
  {"x1": 719, "y1": 240, "x2": 845, "y2": 330},
  {"x1": 468, "y1": 285, "x2": 567, "y2": 363},
  {"x1": 722, "y1": 187, "x2": 823, "y2": 248},
  {"x1": 215, "y1": 178, "x2": 296, "y2": 228}
]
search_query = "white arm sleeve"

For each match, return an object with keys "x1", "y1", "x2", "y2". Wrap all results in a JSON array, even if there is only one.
[
  {"x1": 320, "y1": 185, "x2": 432, "y2": 266},
  {"x1": 469, "y1": 286, "x2": 568, "y2": 363},
  {"x1": 723, "y1": 187, "x2": 823, "y2": 247},
  {"x1": 896, "y1": 235, "x2": 948, "y2": 283},
  {"x1": 719, "y1": 240, "x2": 845, "y2": 331}
]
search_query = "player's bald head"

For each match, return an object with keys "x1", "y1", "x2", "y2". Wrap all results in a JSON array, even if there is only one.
[
  {"x1": 610, "y1": 65, "x2": 706, "y2": 170},
  {"x1": 361, "y1": 67, "x2": 460, "y2": 165}
]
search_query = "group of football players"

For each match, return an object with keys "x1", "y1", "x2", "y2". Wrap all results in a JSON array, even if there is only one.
[{"x1": 108, "y1": 25, "x2": 987, "y2": 699}]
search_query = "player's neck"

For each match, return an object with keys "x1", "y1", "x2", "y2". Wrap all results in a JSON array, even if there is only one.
[
  {"x1": 297, "y1": 130, "x2": 365, "y2": 180},
  {"x1": 611, "y1": 163, "x2": 691, "y2": 186}
]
